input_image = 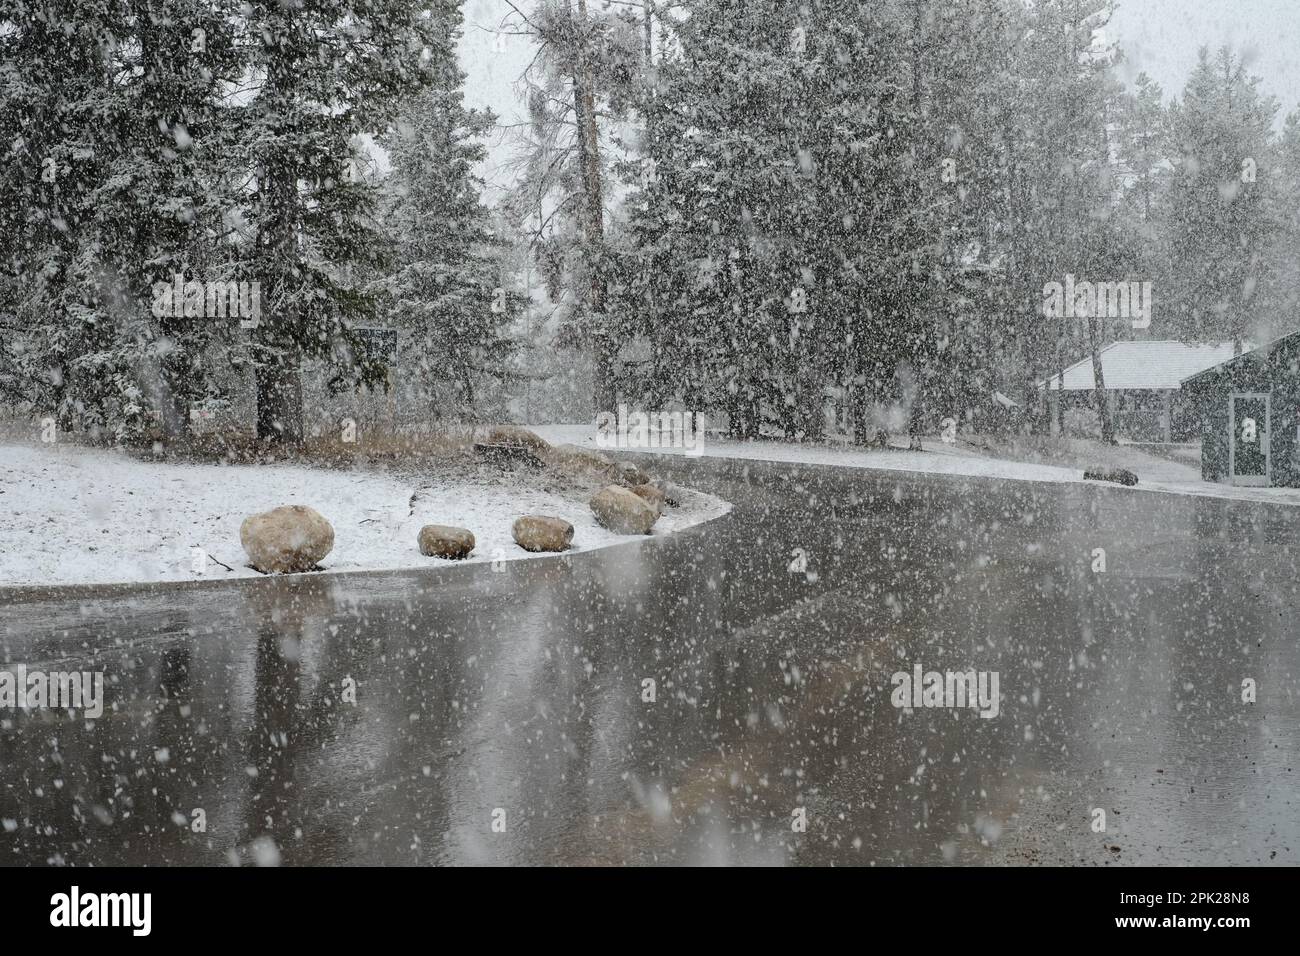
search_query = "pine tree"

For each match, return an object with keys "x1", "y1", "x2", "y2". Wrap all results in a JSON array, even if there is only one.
[
  {"x1": 621, "y1": 0, "x2": 959, "y2": 442},
  {"x1": 99, "y1": 0, "x2": 244, "y2": 441},
  {"x1": 895, "y1": 0, "x2": 1026, "y2": 447},
  {"x1": 503, "y1": 0, "x2": 642, "y2": 416},
  {"x1": 910, "y1": 0, "x2": 1026, "y2": 438},
  {"x1": 377, "y1": 9, "x2": 519, "y2": 421},
  {"x1": 237, "y1": 0, "x2": 450, "y2": 444},
  {"x1": 981, "y1": 0, "x2": 1125, "y2": 439},
  {"x1": 1260, "y1": 112, "x2": 1300, "y2": 337},
  {"x1": 3, "y1": 1, "x2": 243, "y2": 442},
  {"x1": 1, "y1": 0, "x2": 130, "y2": 431},
  {"x1": 1165, "y1": 46, "x2": 1278, "y2": 350},
  {"x1": 1114, "y1": 72, "x2": 1167, "y2": 228}
]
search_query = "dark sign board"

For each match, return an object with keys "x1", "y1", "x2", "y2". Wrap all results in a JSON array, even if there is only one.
[{"x1": 356, "y1": 327, "x2": 398, "y2": 364}]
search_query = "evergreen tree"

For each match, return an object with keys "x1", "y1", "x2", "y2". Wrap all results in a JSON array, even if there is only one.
[
  {"x1": 377, "y1": 12, "x2": 520, "y2": 420},
  {"x1": 1165, "y1": 46, "x2": 1278, "y2": 349},
  {"x1": 621, "y1": 0, "x2": 997, "y2": 442},
  {"x1": 237, "y1": 0, "x2": 450, "y2": 443},
  {"x1": 1, "y1": 1, "x2": 131, "y2": 431},
  {"x1": 3, "y1": 1, "x2": 243, "y2": 442},
  {"x1": 1005, "y1": 0, "x2": 1120, "y2": 436},
  {"x1": 503, "y1": 0, "x2": 642, "y2": 415},
  {"x1": 99, "y1": 0, "x2": 244, "y2": 441},
  {"x1": 1114, "y1": 72, "x2": 1168, "y2": 228},
  {"x1": 1260, "y1": 112, "x2": 1300, "y2": 337}
]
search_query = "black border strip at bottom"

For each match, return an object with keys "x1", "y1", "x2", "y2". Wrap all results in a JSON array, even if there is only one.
[{"x1": 2, "y1": 866, "x2": 1279, "y2": 941}]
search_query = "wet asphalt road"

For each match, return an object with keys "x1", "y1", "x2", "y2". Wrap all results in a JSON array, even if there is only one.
[{"x1": 1, "y1": 456, "x2": 1297, "y2": 866}]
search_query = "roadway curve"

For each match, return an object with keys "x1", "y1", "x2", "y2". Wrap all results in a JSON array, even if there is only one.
[{"x1": 1, "y1": 455, "x2": 1296, "y2": 865}]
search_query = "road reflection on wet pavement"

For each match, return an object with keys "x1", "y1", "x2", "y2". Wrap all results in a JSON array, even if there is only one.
[{"x1": 2, "y1": 457, "x2": 1297, "y2": 865}]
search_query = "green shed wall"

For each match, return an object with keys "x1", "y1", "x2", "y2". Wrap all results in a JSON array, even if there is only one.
[{"x1": 1185, "y1": 336, "x2": 1300, "y2": 487}]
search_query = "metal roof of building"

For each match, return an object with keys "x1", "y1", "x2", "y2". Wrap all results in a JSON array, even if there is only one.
[
  {"x1": 1180, "y1": 329, "x2": 1300, "y2": 385},
  {"x1": 1039, "y1": 341, "x2": 1242, "y2": 391}
]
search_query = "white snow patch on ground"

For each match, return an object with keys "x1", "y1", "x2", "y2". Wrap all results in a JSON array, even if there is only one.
[
  {"x1": 0, "y1": 442, "x2": 730, "y2": 587},
  {"x1": 535, "y1": 423, "x2": 1300, "y2": 507}
]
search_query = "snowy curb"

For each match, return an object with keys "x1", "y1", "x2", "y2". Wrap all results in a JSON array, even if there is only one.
[
  {"x1": 0, "y1": 443, "x2": 732, "y2": 589},
  {"x1": 532, "y1": 424, "x2": 1300, "y2": 509}
]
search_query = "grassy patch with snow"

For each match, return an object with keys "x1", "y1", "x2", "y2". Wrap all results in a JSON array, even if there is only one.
[{"x1": 0, "y1": 442, "x2": 729, "y2": 587}]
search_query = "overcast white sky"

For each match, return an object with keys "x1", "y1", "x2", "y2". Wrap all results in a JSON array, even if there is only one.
[
  {"x1": 457, "y1": 0, "x2": 1300, "y2": 198},
  {"x1": 1109, "y1": 0, "x2": 1300, "y2": 114}
]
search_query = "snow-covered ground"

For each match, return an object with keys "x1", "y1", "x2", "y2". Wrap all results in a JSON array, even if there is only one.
[
  {"x1": 5, "y1": 423, "x2": 1293, "y2": 590},
  {"x1": 0, "y1": 442, "x2": 730, "y2": 588},
  {"x1": 535, "y1": 423, "x2": 1300, "y2": 507}
]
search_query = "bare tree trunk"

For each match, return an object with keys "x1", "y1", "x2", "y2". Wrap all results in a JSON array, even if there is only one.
[
  {"x1": 1093, "y1": 37, "x2": 1116, "y2": 446},
  {"x1": 572, "y1": 0, "x2": 613, "y2": 413},
  {"x1": 158, "y1": 373, "x2": 189, "y2": 443},
  {"x1": 1021, "y1": 278, "x2": 1039, "y2": 433},
  {"x1": 151, "y1": 315, "x2": 191, "y2": 444},
  {"x1": 254, "y1": 71, "x2": 304, "y2": 445},
  {"x1": 642, "y1": 0, "x2": 653, "y2": 61},
  {"x1": 1056, "y1": 365, "x2": 1065, "y2": 434},
  {"x1": 53, "y1": 366, "x2": 73, "y2": 432},
  {"x1": 1054, "y1": 17, "x2": 1072, "y2": 440},
  {"x1": 255, "y1": 346, "x2": 304, "y2": 445},
  {"x1": 1051, "y1": 319, "x2": 1066, "y2": 437},
  {"x1": 907, "y1": 0, "x2": 926, "y2": 451},
  {"x1": 1089, "y1": 316, "x2": 1114, "y2": 444},
  {"x1": 850, "y1": 377, "x2": 869, "y2": 446}
]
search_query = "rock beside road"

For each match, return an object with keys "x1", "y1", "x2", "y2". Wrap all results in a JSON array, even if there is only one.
[
  {"x1": 1083, "y1": 466, "x2": 1139, "y2": 486},
  {"x1": 486, "y1": 425, "x2": 551, "y2": 453},
  {"x1": 473, "y1": 441, "x2": 544, "y2": 469},
  {"x1": 543, "y1": 443, "x2": 658, "y2": 492},
  {"x1": 240, "y1": 505, "x2": 335, "y2": 573},
  {"x1": 417, "y1": 524, "x2": 475, "y2": 560},
  {"x1": 512, "y1": 515, "x2": 574, "y2": 552},
  {"x1": 546, "y1": 443, "x2": 616, "y2": 475},
  {"x1": 618, "y1": 462, "x2": 651, "y2": 486},
  {"x1": 629, "y1": 483, "x2": 667, "y2": 513},
  {"x1": 590, "y1": 485, "x2": 659, "y2": 535}
]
